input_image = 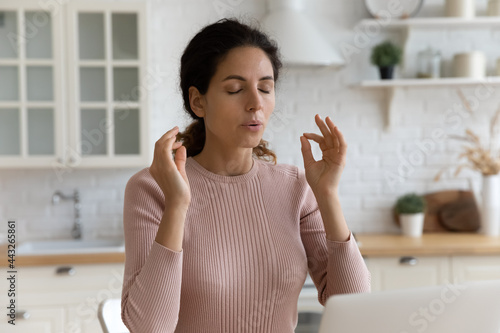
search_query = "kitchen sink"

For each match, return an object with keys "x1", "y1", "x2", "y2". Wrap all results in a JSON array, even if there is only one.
[{"x1": 17, "y1": 239, "x2": 125, "y2": 255}]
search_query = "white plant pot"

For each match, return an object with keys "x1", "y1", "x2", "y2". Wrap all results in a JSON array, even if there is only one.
[
  {"x1": 481, "y1": 174, "x2": 500, "y2": 237},
  {"x1": 400, "y1": 213, "x2": 425, "y2": 238}
]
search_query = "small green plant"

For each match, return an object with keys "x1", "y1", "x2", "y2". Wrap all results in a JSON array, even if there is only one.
[
  {"x1": 371, "y1": 41, "x2": 403, "y2": 67},
  {"x1": 395, "y1": 193, "x2": 426, "y2": 214}
]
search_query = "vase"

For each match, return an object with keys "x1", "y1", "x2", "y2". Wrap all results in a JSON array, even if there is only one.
[
  {"x1": 445, "y1": 0, "x2": 475, "y2": 18},
  {"x1": 379, "y1": 66, "x2": 394, "y2": 80},
  {"x1": 453, "y1": 52, "x2": 486, "y2": 79},
  {"x1": 481, "y1": 174, "x2": 500, "y2": 237},
  {"x1": 488, "y1": 0, "x2": 500, "y2": 16},
  {"x1": 400, "y1": 213, "x2": 425, "y2": 237}
]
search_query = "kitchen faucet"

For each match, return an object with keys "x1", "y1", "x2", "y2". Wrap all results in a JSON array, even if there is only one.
[{"x1": 51, "y1": 189, "x2": 82, "y2": 239}]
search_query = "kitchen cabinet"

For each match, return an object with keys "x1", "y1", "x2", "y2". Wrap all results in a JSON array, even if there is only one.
[
  {"x1": 0, "y1": 263, "x2": 125, "y2": 331},
  {"x1": 0, "y1": 0, "x2": 149, "y2": 168},
  {"x1": 366, "y1": 254, "x2": 500, "y2": 291},
  {"x1": 366, "y1": 256, "x2": 451, "y2": 291},
  {"x1": 451, "y1": 255, "x2": 500, "y2": 282},
  {"x1": 0, "y1": 307, "x2": 65, "y2": 333},
  {"x1": 358, "y1": 233, "x2": 500, "y2": 291}
]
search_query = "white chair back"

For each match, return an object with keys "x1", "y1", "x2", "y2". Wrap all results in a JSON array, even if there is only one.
[{"x1": 97, "y1": 298, "x2": 129, "y2": 333}]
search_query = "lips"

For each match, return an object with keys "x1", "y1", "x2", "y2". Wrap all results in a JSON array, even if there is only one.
[{"x1": 242, "y1": 120, "x2": 263, "y2": 126}]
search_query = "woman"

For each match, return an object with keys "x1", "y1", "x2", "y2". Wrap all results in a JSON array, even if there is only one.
[{"x1": 121, "y1": 18, "x2": 370, "y2": 333}]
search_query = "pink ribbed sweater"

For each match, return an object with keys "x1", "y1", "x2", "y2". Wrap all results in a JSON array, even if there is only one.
[{"x1": 121, "y1": 156, "x2": 370, "y2": 333}]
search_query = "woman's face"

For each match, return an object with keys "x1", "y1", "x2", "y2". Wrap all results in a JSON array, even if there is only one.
[{"x1": 196, "y1": 46, "x2": 276, "y2": 152}]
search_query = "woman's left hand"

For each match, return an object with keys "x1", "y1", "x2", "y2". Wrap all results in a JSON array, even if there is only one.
[{"x1": 300, "y1": 114, "x2": 347, "y2": 196}]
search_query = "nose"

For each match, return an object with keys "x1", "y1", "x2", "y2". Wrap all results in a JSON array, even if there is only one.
[{"x1": 246, "y1": 88, "x2": 263, "y2": 112}]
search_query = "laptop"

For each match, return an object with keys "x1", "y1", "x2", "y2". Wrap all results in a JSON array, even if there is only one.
[{"x1": 318, "y1": 279, "x2": 500, "y2": 333}]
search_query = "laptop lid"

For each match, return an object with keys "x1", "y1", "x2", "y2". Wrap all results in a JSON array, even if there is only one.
[{"x1": 318, "y1": 280, "x2": 500, "y2": 333}]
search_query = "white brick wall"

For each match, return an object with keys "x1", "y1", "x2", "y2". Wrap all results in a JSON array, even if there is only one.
[{"x1": 1, "y1": 0, "x2": 499, "y2": 241}]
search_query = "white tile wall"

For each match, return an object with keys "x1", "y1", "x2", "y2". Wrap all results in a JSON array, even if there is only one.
[{"x1": 1, "y1": 0, "x2": 499, "y2": 241}]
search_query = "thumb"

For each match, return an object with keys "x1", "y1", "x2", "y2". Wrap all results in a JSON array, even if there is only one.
[{"x1": 300, "y1": 136, "x2": 315, "y2": 168}]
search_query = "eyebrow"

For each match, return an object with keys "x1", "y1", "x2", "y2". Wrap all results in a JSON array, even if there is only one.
[{"x1": 222, "y1": 75, "x2": 274, "y2": 82}]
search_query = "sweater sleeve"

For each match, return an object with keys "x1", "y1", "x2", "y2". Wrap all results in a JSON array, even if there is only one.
[
  {"x1": 121, "y1": 169, "x2": 183, "y2": 333},
  {"x1": 298, "y1": 171, "x2": 371, "y2": 306}
]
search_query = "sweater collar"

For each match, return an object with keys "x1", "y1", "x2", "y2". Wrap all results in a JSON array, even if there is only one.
[{"x1": 186, "y1": 156, "x2": 259, "y2": 183}]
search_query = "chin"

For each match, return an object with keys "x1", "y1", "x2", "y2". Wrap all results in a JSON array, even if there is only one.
[{"x1": 241, "y1": 139, "x2": 262, "y2": 149}]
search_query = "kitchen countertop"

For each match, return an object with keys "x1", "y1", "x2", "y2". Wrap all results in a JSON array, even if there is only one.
[
  {"x1": 0, "y1": 243, "x2": 125, "y2": 267},
  {"x1": 2, "y1": 233, "x2": 500, "y2": 266},
  {"x1": 356, "y1": 232, "x2": 500, "y2": 256}
]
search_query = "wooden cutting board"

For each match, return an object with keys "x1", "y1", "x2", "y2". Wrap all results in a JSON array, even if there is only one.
[{"x1": 393, "y1": 190, "x2": 481, "y2": 232}]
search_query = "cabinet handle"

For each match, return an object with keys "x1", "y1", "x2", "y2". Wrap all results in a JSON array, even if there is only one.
[
  {"x1": 17, "y1": 310, "x2": 30, "y2": 320},
  {"x1": 57, "y1": 157, "x2": 64, "y2": 164},
  {"x1": 56, "y1": 266, "x2": 76, "y2": 276},
  {"x1": 399, "y1": 256, "x2": 418, "y2": 266}
]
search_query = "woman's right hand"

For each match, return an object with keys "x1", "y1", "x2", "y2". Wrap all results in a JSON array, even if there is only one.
[{"x1": 149, "y1": 126, "x2": 191, "y2": 209}]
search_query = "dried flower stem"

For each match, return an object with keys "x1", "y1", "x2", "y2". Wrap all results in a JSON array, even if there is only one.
[{"x1": 434, "y1": 91, "x2": 500, "y2": 180}]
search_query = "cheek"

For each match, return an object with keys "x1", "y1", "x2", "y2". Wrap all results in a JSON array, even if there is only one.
[{"x1": 264, "y1": 97, "x2": 275, "y2": 117}]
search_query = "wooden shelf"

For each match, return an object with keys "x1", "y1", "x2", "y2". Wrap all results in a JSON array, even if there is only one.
[
  {"x1": 355, "y1": 17, "x2": 500, "y2": 130},
  {"x1": 358, "y1": 17, "x2": 500, "y2": 29},
  {"x1": 359, "y1": 76, "x2": 500, "y2": 87},
  {"x1": 355, "y1": 77, "x2": 500, "y2": 130}
]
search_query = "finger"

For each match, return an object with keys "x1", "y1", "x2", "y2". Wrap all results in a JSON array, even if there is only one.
[
  {"x1": 303, "y1": 132, "x2": 330, "y2": 151},
  {"x1": 325, "y1": 116, "x2": 339, "y2": 150},
  {"x1": 300, "y1": 136, "x2": 316, "y2": 168},
  {"x1": 315, "y1": 114, "x2": 334, "y2": 148},
  {"x1": 164, "y1": 133, "x2": 180, "y2": 156},
  {"x1": 153, "y1": 131, "x2": 180, "y2": 166},
  {"x1": 334, "y1": 125, "x2": 348, "y2": 156},
  {"x1": 174, "y1": 145, "x2": 188, "y2": 180},
  {"x1": 157, "y1": 126, "x2": 180, "y2": 144},
  {"x1": 303, "y1": 132, "x2": 325, "y2": 144}
]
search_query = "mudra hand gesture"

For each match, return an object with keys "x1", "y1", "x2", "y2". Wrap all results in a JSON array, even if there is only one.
[{"x1": 300, "y1": 114, "x2": 347, "y2": 197}]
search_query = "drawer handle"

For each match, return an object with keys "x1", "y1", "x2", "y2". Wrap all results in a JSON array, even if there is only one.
[
  {"x1": 17, "y1": 310, "x2": 30, "y2": 320},
  {"x1": 399, "y1": 256, "x2": 418, "y2": 266},
  {"x1": 56, "y1": 266, "x2": 76, "y2": 276}
]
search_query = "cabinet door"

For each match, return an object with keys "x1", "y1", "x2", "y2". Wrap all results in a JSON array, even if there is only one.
[
  {"x1": 18, "y1": 263, "x2": 124, "y2": 305},
  {"x1": 0, "y1": 1, "x2": 65, "y2": 168},
  {"x1": 66, "y1": 1, "x2": 149, "y2": 168},
  {"x1": 365, "y1": 256, "x2": 450, "y2": 291},
  {"x1": 451, "y1": 255, "x2": 500, "y2": 283},
  {"x1": 13, "y1": 263, "x2": 124, "y2": 331},
  {"x1": 0, "y1": 306, "x2": 65, "y2": 332}
]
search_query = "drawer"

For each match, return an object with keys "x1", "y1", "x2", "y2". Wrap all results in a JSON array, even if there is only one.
[{"x1": 365, "y1": 256, "x2": 450, "y2": 291}]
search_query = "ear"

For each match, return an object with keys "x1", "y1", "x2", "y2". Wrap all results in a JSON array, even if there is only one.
[{"x1": 189, "y1": 86, "x2": 206, "y2": 118}]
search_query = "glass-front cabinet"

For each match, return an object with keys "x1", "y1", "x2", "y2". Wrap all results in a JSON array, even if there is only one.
[
  {"x1": 0, "y1": 2, "x2": 64, "y2": 167},
  {"x1": 0, "y1": 1, "x2": 148, "y2": 168}
]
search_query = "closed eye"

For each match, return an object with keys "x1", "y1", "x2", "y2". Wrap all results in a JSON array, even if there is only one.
[{"x1": 228, "y1": 89, "x2": 271, "y2": 94}]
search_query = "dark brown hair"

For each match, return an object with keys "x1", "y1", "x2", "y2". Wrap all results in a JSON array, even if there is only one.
[{"x1": 176, "y1": 18, "x2": 282, "y2": 164}]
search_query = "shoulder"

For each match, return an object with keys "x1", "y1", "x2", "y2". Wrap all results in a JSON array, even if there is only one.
[
  {"x1": 256, "y1": 159, "x2": 316, "y2": 214},
  {"x1": 125, "y1": 167, "x2": 164, "y2": 201},
  {"x1": 256, "y1": 158, "x2": 308, "y2": 187}
]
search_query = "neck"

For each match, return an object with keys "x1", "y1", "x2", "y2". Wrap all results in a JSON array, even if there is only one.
[{"x1": 192, "y1": 148, "x2": 254, "y2": 176}]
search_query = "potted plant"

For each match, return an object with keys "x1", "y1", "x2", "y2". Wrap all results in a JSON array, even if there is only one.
[
  {"x1": 371, "y1": 41, "x2": 403, "y2": 79},
  {"x1": 394, "y1": 193, "x2": 427, "y2": 237}
]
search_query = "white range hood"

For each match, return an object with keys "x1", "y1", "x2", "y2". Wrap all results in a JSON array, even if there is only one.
[{"x1": 261, "y1": 0, "x2": 345, "y2": 67}]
